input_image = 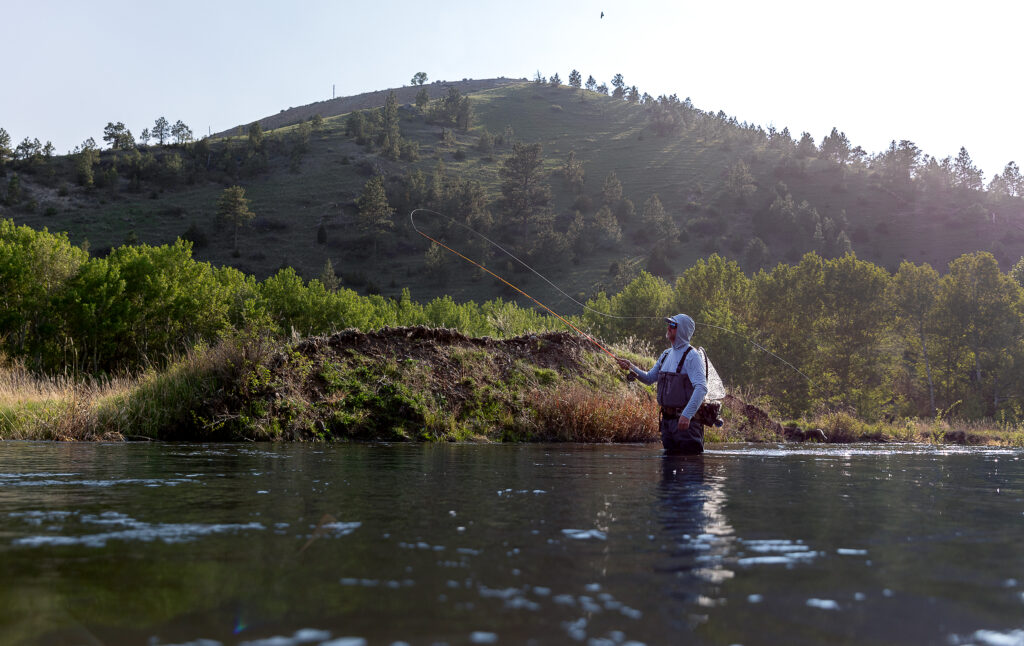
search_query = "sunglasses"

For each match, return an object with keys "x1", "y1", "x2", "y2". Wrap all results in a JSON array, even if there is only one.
[{"x1": 667, "y1": 322, "x2": 677, "y2": 329}]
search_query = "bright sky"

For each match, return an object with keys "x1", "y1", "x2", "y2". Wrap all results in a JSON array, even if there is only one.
[{"x1": 4, "y1": 0, "x2": 1021, "y2": 179}]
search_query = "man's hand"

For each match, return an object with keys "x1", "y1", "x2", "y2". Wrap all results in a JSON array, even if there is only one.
[
  {"x1": 678, "y1": 416, "x2": 690, "y2": 430},
  {"x1": 615, "y1": 357, "x2": 631, "y2": 371}
]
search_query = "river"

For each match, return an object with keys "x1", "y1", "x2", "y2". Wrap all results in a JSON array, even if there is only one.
[{"x1": 1, "y1": 443, "x2": 1022, "y2": 645}]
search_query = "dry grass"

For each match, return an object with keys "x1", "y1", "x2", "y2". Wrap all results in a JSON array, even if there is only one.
[
  {"x1": 0, "y1": 362, "x2": 132, "y2": 441},
  {"x1": 529, "y1": 382, "x2": 658, "y2": 442}
]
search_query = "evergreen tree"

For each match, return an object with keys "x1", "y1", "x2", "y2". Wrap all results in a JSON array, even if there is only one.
[
  {"x1": 319, "y1": 259, "x2": 340, "y2": 291},
  {"x1": 1001, "y1": 161, "x2": 1021, "y2": 197},
  {"x1": 585, "y1": 75, "x2": 597, "y2": 91},
  {"x1": 171, "y1": 120, "x2": 193, "y2": 144},
  {"x1": 562, "y1": 150, "x2": 584, "y2": 194},
  {"x1": 102, "y1": 122, "x2": 135, "y2": 150},
  {"x1": 0, "y1": 128, "x2": 11, "y2": 168},
  {"x1": 424, "y1": 243, "x2": 448, "y2": 283},
  {"x1": 216, "y1": 185, "x2": 255, "y2": 252},
  {"x1": 379, "y1": 91, "x2": 401, "y2": 151},
  {"x1": 139, "y1": 128, "x2": 151, "y2": 146},
  {"x1": 5, "y1": 173, "x2": 21, "y2": 205},
  {"x1": 592, "y1": 205, "x2": 622, "y2": 247},
  {"x1": 568, "y1": 69, "x2": 582, "y2": 89},
  {"x1": 549, "y1": 72, "x2": 562, "y2": 87},
  {"x1": 410, "y1": 72, "x2": 428, "y2": 85},
  {"x1": 415, "y1": 87, "x2": 430, "y2": 110},
  {"x1": 596, "y1": 83, "x2": 609, "y2": 95},
  {"x1": 819, "y1": 127, "x2": 852, "y2": 165},
  {"x1": 499, "y1": 142, "x2": 551, "y2": 245},
  {"x1": 248, "y1": 122, "x2": 264, "y2": 149},
  {"x1": 611, "y1": 74, "x2": 625, "y2": 98},
  {"x1": 476, "y1": 130, "x2": 494, "y2": 154},
  {"x1": 726, "y1": 160, "x2": 757, "y2": 203},
  {"x1": 600, "y1": 171, "x2": 623, "y2": 206},
  {"x1": 954, "y1": 147, "x2": 983, "y2": 190},
  {"x1": 73, "y1": 138, "x2": 100, "y2": 188},
  {"x1": 796, "y1": 132, "x2": 816, "y2": 158},
  {"x1": 152, "y1": 116, "x2": 170, "y2": 145},
  {"x1": 641, "y1": 194, "x2": 677, "y2": 240},
  {"x1": 356, "y1": 175, "x2": 394, "y2": 260}
]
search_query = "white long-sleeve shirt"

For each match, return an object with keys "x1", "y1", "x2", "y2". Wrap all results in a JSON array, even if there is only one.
[{"x1": 631, "y1": 343, "x2": 708, "y2": 420}]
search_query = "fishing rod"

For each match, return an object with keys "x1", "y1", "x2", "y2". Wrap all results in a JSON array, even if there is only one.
[
  {"x1": 409, "y1": 208, "x2": 813, "y2": 385},
  {"x1": 409, "y1": 209, "x2": 619, "y2": 360}
]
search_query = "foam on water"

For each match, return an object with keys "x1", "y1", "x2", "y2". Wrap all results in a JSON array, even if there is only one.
[{"x1": 10, "y1": 510, "x2": 265, "y2": 547}]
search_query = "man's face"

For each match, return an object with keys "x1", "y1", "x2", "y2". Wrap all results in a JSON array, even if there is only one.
[{"x1": 666, "y1": 324, "x2": 677, "y2": 343}]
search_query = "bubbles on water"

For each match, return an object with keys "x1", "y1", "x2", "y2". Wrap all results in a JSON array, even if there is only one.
[
  {"x1": 836, "y1": 548, "x2": 868, "y2": 555},
  {"x1": 805, "y1": 599, "x2": 840, "y2": 610},
  {"x1": 10, "y1": 509, "x2": 265, "y2": 548},
  {"x1": 949, "y1": 629, "x2": 1024, "y2": 646},
  {"x1": 735, "y1": 539, "x2": 819, "y2": 566},
  {"x1": 561, "y1": 529, "x2": 607, "y2": 540}
]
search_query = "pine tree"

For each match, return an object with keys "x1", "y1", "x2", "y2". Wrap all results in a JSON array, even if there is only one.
[
  {"x1": 585, "y1": 75, "x2": 597, "y2": 91},
  {"x1": 319, "y1": 259, "x2": 340, "y2": 291},
  {"x1": 171, "y1": 120, "x2": 193, "y2": 144},
  {"x1": 216, "y1": 185, "x2": 255, "y2": 252},
  {"x1": 0, "y1": 128, "x2": 11, "y2": 168},
  {"x1": 611, "y1": 74, "x2": 625, "y2": 98},
  {"x1": 415, "y1": 87, "x2": 430, "y2": 110},
  {"x1": 600, "y1": 171, "x2": 623, "y2": 206},
  {"x1": 954, "y1": 147, "x2": 983, "y2": 190},
  {"x1": 568, "y1": 69, "x2": 582, "y2": 89},
  {"x1": 499, "y1": 142, "x2": 551, "y2": 245},
  {"x1": 592, "y1": 205, "x2": 622, "y2": 247},
  {"x1": 152, "y1": 117, "x2": 170, "y2": 145},
  {"x1": 562, "y1": 150, "x2": 584, "y2": 194},
  {"x1": 356, "y1": 175, "x2": 394, "y2": 260}
]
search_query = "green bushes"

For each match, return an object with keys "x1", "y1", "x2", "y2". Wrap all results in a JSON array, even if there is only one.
[{"x1": 1, "y1": 218, "x2": 1022, "y2": 424}]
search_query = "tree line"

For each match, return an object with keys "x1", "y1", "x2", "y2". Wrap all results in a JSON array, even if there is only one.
[{"x1": 2, "y1": 218, "x2": 1021, "y2": 425}]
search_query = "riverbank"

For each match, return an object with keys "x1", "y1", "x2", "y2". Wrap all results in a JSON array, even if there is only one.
[{"x1": 1, "y1": 327, "x2": 1022, "y2": 445}]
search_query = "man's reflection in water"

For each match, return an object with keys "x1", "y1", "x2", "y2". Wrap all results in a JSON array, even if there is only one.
[{"x1": 656, "y1": 455, "x2": 735, "y2": 625}]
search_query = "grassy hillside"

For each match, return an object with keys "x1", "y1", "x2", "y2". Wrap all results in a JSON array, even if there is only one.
[{"x1": 3, "y1": 78, "x2": 1023, "y2": 307}]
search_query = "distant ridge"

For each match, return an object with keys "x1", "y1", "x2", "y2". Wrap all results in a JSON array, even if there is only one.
[{"x1": 212, "y1": 77, "x2": 518, "y2": 138}]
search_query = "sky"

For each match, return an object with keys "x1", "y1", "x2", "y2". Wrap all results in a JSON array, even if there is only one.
[{"x1": 3, "y1": 0, "x2": 1021, "y2": 179}]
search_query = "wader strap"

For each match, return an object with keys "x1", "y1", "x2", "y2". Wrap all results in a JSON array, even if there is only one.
[{"x1": 674, "y1": 346, "x2": 693, "y2": 373}]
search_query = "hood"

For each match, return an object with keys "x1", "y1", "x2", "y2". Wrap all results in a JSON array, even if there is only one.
[{"x1": 665, "y1": 313, "x2": 695, "y2": 349}]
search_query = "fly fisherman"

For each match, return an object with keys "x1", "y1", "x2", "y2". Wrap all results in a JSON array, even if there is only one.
[{"x1": 616, "y1": 314, "x2": 708, "y2": 455}]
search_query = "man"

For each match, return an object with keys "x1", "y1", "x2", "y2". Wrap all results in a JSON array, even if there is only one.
[{"x1": 616, "y1": 314, "x2": 708, "y2": 455}]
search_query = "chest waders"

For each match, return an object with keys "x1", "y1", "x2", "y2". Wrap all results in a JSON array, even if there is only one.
[{"x1": 656, "y1": 347, "x2": 704, "y2": 455}]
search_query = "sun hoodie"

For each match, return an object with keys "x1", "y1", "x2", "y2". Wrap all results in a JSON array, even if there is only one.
[{"x1": 628, "y1": 313, "x2": 708, "y2": 420}]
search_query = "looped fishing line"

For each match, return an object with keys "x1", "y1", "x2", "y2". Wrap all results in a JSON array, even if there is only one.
[{"x1": 410, "y1": 208, "x2": 813, "y2": 385}]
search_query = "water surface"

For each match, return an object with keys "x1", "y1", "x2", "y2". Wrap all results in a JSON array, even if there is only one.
[{"x1": 1, "y1": 442, "x2": 1022, "y2": 645}]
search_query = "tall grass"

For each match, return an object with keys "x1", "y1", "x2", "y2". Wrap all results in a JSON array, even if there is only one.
[
  {"x1": 0, "y1": 362, "x2": 129, "y2": 440},
  {"x1": 530, "y1": 382, "x2": 658, "y2": 442}
]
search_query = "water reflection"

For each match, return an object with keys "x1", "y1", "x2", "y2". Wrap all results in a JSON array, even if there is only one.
[{"x1": 655, "y1": 455, "x2": 736, "y2": 628}]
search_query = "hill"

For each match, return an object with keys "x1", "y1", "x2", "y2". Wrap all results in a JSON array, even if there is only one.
[{"x1": 2, "y1": 77, "x2": 1023, "y2": 308}]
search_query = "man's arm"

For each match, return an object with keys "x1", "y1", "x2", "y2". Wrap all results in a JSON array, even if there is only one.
[{"x1": 616, "y1": 352, "x2": 665, "y2": 386}]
